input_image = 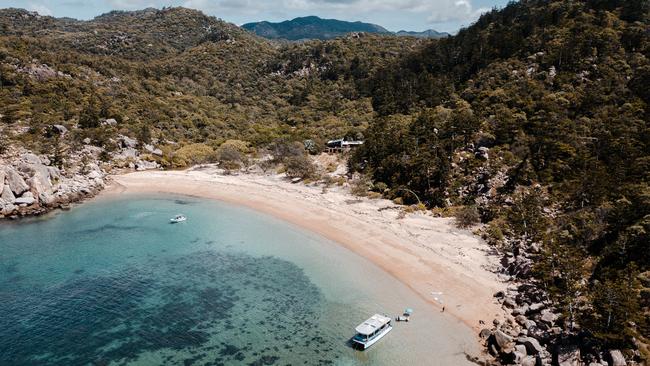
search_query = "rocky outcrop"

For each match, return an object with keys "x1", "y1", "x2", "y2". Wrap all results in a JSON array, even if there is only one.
[
  {"x1": 478, "y1": 232, "x2": 637, "y2": 366},
  {"x1": 0, "y1": 149, "x2": 107, "y2": 219},
  {"x1": 608, "y1": 350, "x2": 627, "y2": 366},
  {"x1": 111, "y1": 136, "x2": 161, "y2": 171},
  {"x1": 5, "y1": 166, "x2": 29, "y2": 196}
]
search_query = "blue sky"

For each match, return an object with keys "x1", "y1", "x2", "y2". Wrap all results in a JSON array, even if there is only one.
[{"x1": 0, "y1": 0, "x2": 510, "y2": 32}]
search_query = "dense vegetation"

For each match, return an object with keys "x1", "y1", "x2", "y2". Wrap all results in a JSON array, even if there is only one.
[
  {"x1": 351, "y1": 0, "x2": 650, "y2": 356},
  {"x1": 0, "y1": 0, "x2": 648, "y2": 359}
]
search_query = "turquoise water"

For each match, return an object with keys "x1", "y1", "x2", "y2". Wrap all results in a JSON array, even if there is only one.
[{"x1": 0, "y1": 194, "x2": 477, "y2": 365}]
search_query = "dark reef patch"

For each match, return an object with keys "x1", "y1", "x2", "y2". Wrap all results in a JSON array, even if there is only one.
[{"x1": 0, "y1": 250, "x2": 335, "y2": 365}]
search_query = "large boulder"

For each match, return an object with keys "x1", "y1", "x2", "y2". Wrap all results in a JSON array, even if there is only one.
[
  {"x1": 114, "y1": 147, "x2": 138, "y2": 160},
  {"x1": 144, "y1": 144, "x2": 163, "y2": 156},
  {"x1": 527, "y1": 303, "x2": 546, "y2": 314},
  {"x1": 5, "y1": 167, "x2": 29, "y2": 196},
  {"x1": 1, "y1": 202, "x2": 16, "y2": 215},
  {"x1": 540, "y1": 309, "x2": 558, "y2": 326},
  {"x1": 20, "y1": 153, "x2": 42, "y2": 165},
  {"x1": 15, "y1": 195, "x2": 35, "y2": 205},
  {"x1": 119, "y1": 135, "x2": 138, "y2": 149},
  {"x1": 608, "y1": 350, "x2": 626, "y2": 366},
  {"x1": 518, "y1": 336, "x2": 544, "y2": 355},
  {"x1": 493, "y1": 329, "x2": 514, "y2": 349},
  {"x1": 1, "y1": 184, "x2": 15, "y2": 203},
  {"x1": 0, "y1": 167, "x2": 5, "y2": 195},
  {"x1": 135, "y1": 160, "x2": 159, "y2": 171}
]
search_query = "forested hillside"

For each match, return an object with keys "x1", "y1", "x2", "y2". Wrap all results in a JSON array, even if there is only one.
[
  {"x1": 351, "y1": 0, "x2": 649, "y2": 361},
  {"x1": 0, "y1": 1, "x2": 648, "y2": 363},
  {"x1": 0, "y1": 7, "x2": 418, "y2": 162}
]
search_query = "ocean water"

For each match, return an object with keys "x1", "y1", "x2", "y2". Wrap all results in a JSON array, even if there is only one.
[{"x1": 0, "y1": 194, "x2": 478, "y2": 365}]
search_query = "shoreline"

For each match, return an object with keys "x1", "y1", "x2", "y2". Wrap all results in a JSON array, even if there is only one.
[{"x1": 107, "y1": 167, "x2": 507, "y2": 339}]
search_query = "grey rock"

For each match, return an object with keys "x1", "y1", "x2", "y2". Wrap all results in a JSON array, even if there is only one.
[
  {"x1": 83, "y1": 137, "x2": 91, "y2": 144},
  {"x1": 135, "y1": 160, "x2": 159, "y2": 171},
  {"x1": 523, "y1": 319, "x2": 537, "y2": 329},
  {"x1": 1, "y1": 184, "x2": 15, "y2": 203},
  {"x1": 608, "y1": 350, "x2": 626, "y2": 366},
  {"x1": 27, "y1": 170, "x2": 52, "y2": 194},
  {"x1": 479, "y1": 328, "x2": 492, "y2": 338},
  {"x1": 513, "y1": 306, "x2": 529, "y2": 316},
  {"x1": 515, "y1": 344, "x2": 528, "y2": 357},
  {"x1": 504, "y1": 297, "x2": 517, "y2": 308},
  {"x1": 540, "y1": 309, "x2": 558, "y2": 325},
  {"x1": 516, "y1": 315, "x2": 529, "y2": 325},
  {"x1": 87, "y1": 171, "x2": 102, "y2": 179},
  {"x1": 556, "y1": 345, "x2": 580, "y2": 366},
  {"x1": 52, "y1": 124, "x2": 68, "y2": 134},
  {"x1": 15, "y1": 196, "x2": 35, "y2": 205},
  {"x1": 527, "y1": 303, "x2": 546, "y2": 314},
  {"x1": 518, "y1": 336, "x2": 544, "y2": 355},
  {"x1": 1, "y1": 202, "x2": 16, "y2": 215},
  {"x1": 476, "y1": 146, "x2": 489, "y2": 160},
  {"x1": 5, "y1": 167, "x2": 29, "y2": 196},
  {"x1": 494, "y1": 329, "x2": 514, "y2": 349},
  {"x1": 0, "y1": 168, "x2": 4, "y2": 195},
  {"x1": 119, "y1": 135, "x2": 138, "y2": 149},
  {"x1": 521, "y1": 356, "x2": 537, "y2": 366},
  {"x1": 114, "y1": 147, "x2": 138, "y2": 160},
  {"x1": 144, "y1": 144, "x2": 163, "y2": 156},
  {"x1": 21, "y1": 153, "x2": 42, "y2": 165},
  {"x1": 102, "y1": 118, "x2": 117, "y2": 126}
]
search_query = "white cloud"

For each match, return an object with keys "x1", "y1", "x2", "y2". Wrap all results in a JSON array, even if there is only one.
[
  {"x1": 425, "y1": 0, "x2": 487, "y2": 23},
  {"x1": 27, "y1": 2, "x2": 53, "y2": 16},
  {"x1": 106, "y1": 0, "x2": 159, "y2": 10}
]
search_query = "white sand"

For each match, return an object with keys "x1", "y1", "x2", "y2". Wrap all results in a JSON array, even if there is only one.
[{"x1": 109, "y1": 167, "x2": 506, "y2": 336}]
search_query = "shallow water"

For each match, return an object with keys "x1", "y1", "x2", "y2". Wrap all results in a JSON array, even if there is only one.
[{"x1": 0, "y1": 194, "x2": 478, "y2": 365}]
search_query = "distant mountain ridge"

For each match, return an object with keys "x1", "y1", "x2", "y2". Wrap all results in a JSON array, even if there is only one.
[
  {"x1": 242, "y1": 16, "x2": 447, "y2": 40},
  {"x1": 395, "y1": 29, "x2": 450, "y2": 38}
]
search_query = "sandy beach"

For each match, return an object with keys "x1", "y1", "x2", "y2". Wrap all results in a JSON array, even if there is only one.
[{"x1": 109, "y1": 167, "x2": 506, "y2": 335}]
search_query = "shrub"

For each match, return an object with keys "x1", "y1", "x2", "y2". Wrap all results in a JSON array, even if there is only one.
[
  {"x1": 269, "y1": 139, "x2": 305, "y2": 163},
  {"x1": 285, "y1": 154, "x2": 316, "y2": 179},
  {"x1": 173, "y1": 143, "x2": 216, "y2": 167},
  {"x1": 373, "y1": 182, "x2": 388, "y2": 193},
  {"x1": 483, "y1": 219, "x2": 506, "y2": 245},
  {"x1": 455, "y1": 206, "x2": 481, "y2": 229},
  {"x1": 350, "y1": 176, "x2": 372, "y2": 196},
  {"x1": 216, "y1": 142, "x2": 244, "y2": 170}
]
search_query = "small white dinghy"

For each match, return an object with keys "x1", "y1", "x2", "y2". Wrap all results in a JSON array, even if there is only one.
[
  {"x1": 170, "y1": 214, "x2": 187, "y2": 223},
  {"x1": 351, "y1": 314, "x2": 393, "y2": 350}
]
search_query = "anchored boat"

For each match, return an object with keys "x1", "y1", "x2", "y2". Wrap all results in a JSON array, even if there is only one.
[
  {"x1": 170, "y1": 214, "x2": 187, "y2": 223},
  {"x1": 352, "y1": 314, "x2": 392, "y2": 350}
]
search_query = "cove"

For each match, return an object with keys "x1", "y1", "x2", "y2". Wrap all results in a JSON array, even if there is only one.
[{"x1": 0, "y1": 194, "x2": 478, "y2": 365}]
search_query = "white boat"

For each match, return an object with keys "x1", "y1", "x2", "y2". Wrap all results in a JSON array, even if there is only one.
[
  {"x1": 352, "y1": 314, "x2": 393, "y2": 350},
  {"x1": 170, "y1": 214, "x2": 186, "y2": 223},
  {"x1": 396, "y1": 308, "x2": 413, "y2": 322}
]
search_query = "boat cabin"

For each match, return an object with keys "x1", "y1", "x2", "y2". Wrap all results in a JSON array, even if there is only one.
[
  {"x1": 326, "y1": 138, "x2": 364, "y2": 153},
  {"x1": 352, "y1": 314, "x2": 392, "y2": 349}
]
